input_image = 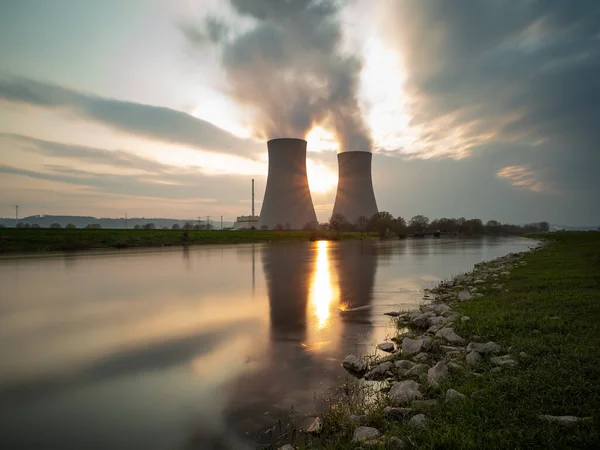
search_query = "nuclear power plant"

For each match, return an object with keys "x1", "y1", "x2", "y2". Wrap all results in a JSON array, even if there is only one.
[
  {"x1": 332, "y1": 151, "x2": 378, "y2": 223},
  {"x1": 258, "y1": 138, "x2": 317, "y2": 230}
]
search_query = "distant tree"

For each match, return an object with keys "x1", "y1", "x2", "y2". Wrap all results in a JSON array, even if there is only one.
[
  {"x1": 392, "y1": 216, "x2": 407, "y2": 236},
  {"x1": 162, "y1": 226, "x2": 169, "y2": 230},
  {"x1": 17, "y1": 222, "x2": 30, "y2": 228},
  {"x1": 0, "y1": 224, "x2": 5, "y2": 228},
  {"x1": 408, "y1": 215, "x2": 429, "y2": 234},
  {"x1": 134, "y1": 224, "x2": 142, "y2": 230},
  {"x1": 466, "y1": 218, "x2": 485, "y2": 235},
  {"x1": 355, "y1": 216, "x2": 369, "y2": 235},
  {"x1": 275, "y1": 223, "x2": 284, "y2": 231},
  {"x1": 50, "y1": 223, "x2": 62, "y2": 229},
  {"x1": 193, "y1": 224, "x2": 204, "y2": 230},
  {"x1": 31, "y1": 224, "x2": 40, "y2": 228},
  {"x1": 284, "y1": 222, "x2": 291, "y2": 230},
  {"x1": 329, "y1": 213, "x2": 348, "y2": 233},
  {"x1": 172, "y1": 224, "x2": 181, "y2": 230},
  {"x1": 485, "y1": 220, "x2": 501, "y2": 235},
  {"x1": 538, "y1": 221, "x2": 550, "y2": 233},
  {"x1": 303, "y1": 221, "x2": 318, "y2": 231},
  {"x1": 143, "y1": 223, "x2": 156, "y2": 230},
  {"x1": 368, "y1": 212, "x2": 395, "y2": 238},
  {"x1": 86, "y1": 224, "x2": 101, "y2": 229},
  {"x1": 65, "y1": 223, "x2": 76, "y2": 229},
  {"x1": 182, "y1": 221, "x2": 194, "y2": 230},
  {"x1": 261, "y1": 225, "x2": 269, "y2": 230}
]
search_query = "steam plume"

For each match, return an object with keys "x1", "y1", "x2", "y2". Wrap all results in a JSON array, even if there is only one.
[{"x1": 183, "y1": 0, "x2": 372, "y2": 152}]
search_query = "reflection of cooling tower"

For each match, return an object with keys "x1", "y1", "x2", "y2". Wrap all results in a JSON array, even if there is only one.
[
  {"x1": 332, "y1": 151, "x2": 378, "y2": 224},
  {"x1": 335, "y1": 240, "x2": 378, "y2": 309},
  {"x1": 258, "y1": 138, "x2": 317, "y2": 230}
]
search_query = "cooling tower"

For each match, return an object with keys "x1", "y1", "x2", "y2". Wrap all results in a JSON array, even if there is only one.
[
  {"x1": 258, "y1": 138, "x2": 317, "y2": 230},
  {"x1": 332, "y1": 151, "x2": 378, "y2": 224}
]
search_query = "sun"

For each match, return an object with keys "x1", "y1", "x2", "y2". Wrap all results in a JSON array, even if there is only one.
[
  {"x1": 307, "y1": 158, "x2": 338, "y2": 193},
  {"x1": 306, "y1": 126, "x2": 339, "y2": 152}
]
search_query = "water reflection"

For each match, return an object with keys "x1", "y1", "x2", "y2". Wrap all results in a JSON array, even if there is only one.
[{"x1": 309, "y1": 241, "x2": 338, "y2": 330}]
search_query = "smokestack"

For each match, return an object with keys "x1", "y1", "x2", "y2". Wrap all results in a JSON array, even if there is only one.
[
  {"x1": 332, "y1": 151, "x2": 378, "y2": 224},
  {"x1": 258, "y1": 138, "x2": 317, "y2": 230},
  {"x1": 252, "y1": 178, "x2": 255, "y2": 217}
]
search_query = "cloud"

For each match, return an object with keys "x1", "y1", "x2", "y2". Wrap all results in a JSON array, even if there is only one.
[
  {"x1": 0, "y1": 76, "x2": 263, "y2": 157},
  {"x1": 496, "y1": 165, "x2": 548, "y2": 193},
  {"x1": 183, "y1": 0, "x2": 372, "y2": 152},
  {"x1": 381, "y1": 0, "x2": 600, "y2": 205}
]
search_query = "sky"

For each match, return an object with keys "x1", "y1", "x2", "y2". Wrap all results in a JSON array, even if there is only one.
[{"x1": 0, "y1": 0, "x2": 599, "y2": 226}]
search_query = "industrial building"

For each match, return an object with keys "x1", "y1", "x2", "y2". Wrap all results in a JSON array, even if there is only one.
[
  {"x1": 332, "y1": 151, "x2": 378, "y2": 224},
  {"x1": 233, "y1": 215, "x2": 259, "y2": 230},
  {"x1": 258, "y1": 138, "x2": 317, "y2": 230}
]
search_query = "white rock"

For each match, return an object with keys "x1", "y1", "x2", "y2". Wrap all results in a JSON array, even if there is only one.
[
  {"x1": 413, "y1": 353, "x2": 430, "y2": 363},
  {"x1": 539, "y1": 415, "x2": 592, "y2": 425},
  {"x1": 352, "y1": 426, "x2": 381, "y2": 443},
  {"x1": 306, "y1": 417, "x2": 322, "y2": 433},
  {"x1": 279, "y1": 445, "x2": 295, "y2": 450},
  {"x1": 446, "y1": 388, "x2": 466, "y2": 402},
  {"x1": 427, "y1": 361, "x2": 449, "y2": 387},
  {"x1": 467, "y1": 341, "x2": 501, "y2": 354},
  {"x1": 435, "y1": 327, "x2": 467, "y2": 345},
  {"x1": 501, "y1": 271, "x2": 511, "y2": 276},
  {"x1": 447, "y1": 361, "x2": 461, "y2": 370},
  {"x1": 461, "y1": 316, "x2": 470, "y2": 322},
  {"x1": 465, "y1": 350, "x2": 482, "y2": 365},
  {"x1": 389, "y1": 380, "x2": 423, "y2": 406},
  {"x1": 408, "y1": 414, "x2": 427, "y2": 429},
  {"x1": 432, "y1": 303, "x2": 452, "y2": 315},
  {"x1": 342, "y1": 355, "x2": 366, "y2": 377},
  {"x1": 395, "y1": 360, "x2": 416, "y2": 370},
  {"x1": 491, "y1": 355, "x2": 517, "y2": 366},
  {"x1": 377, "y1": 342, "x2": 395, "y2": 353},
  {"x1": 405, "y1": 364, "x2": 429, "y2": 377},
  {"x1": 457, "y1": 290, "x2": 473, "y2": 301},
  {"x1": 366, "y1": 361, "x2": 394, "y2": 380}
]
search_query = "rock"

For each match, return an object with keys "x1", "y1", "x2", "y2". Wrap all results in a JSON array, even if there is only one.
[
  {"x1": 402, "y1": 337, "x2": 423, "y2": 355},
  {"x1": 349, "y1": 414, "x2": 366, "y2": 425},
  {"x1": 501, "y1": 271, "x2": 511, "y2": 276},
  {"x1": 461, "y1": 316, "x2": 470, "y2": 322},
  {"x1": 432, "y1": 303, "x2": 452, "y2": 315},
  {"x1": 519, "y1": 352, "x2": 528, "y2": 358},
  {"x1": 491, "y1": 355, "x2": 517, "y2": 366},
  {"x1": 446, "y1": 388, "x2": 466, "y2": 402},
  {"x1": 389, "y1": 436, "x2": 406, "y2": 449},
  {"x1": 490, "y1": 367, "x2": 502, "y2": 373},
  {"x1": 466, "y1": 351, "x2": 483, "y2": 365},
  {"x1": 389, "y1": 380, "x2": 423, "y2": 406},
  {"x1": 405, "y1": 364, "x2": 429, "y2": 377},
  {"x1": 377, "y1": 342, "x2": 395, "y2": 353},
  {"x1": 352, "y1": 426, "x2": 381, "y2": 443},
  {"x1": 383, "y1": 406, "x2": 412, "y2": 419},
  {"x1": 428, "y1": 361, "x2": 449, "y2": 387},
  {"x1": 457, "y1": 290, "x2": 473, "y2": 301},
  {"x1": 411, "y1": 313, "x2": 433, "y2": 329},
  {"x1": 435, "y1": 327, "x2": 466, "y2": 345},
  {"x1": 395, "y1": 360, "x2": 416, "y2": 370},
  {"x1": 366, "y1": 361, "x2": 394, "y2": 380},
  {"x1": 447, "y1": 361, "x2": 461, "y2": 370},
  {"x1": 492, "y1": 284, "x2": 505, "y2": 290},
  {"x1": 408, "y1": 414, "x2": 427, "y2": 429},
  {"x1": 539, "y1": 415, "x2": 592, "y2": 425},
  {"x1": 440, "y1": 345, "x2": 460, "y2": 353},
  {"x1": 306, "y1": 417, "x2": 322, "y2": 433},
  {"x1": 384, "y1": 311, "x2": 402, "y2": 317},
  {"x1": 446, "y1": 351, "x2": 462, "y2": 359},
  {"x1": 342, "y1": 355, "x2": 367, "y2": 377},
  {"x1": 426, "y1": 324, "x2": 443, "y2": 335},
  {"x1": 474, "y1": 279, "x2": 485, "y2": 284},
  {"x1": 467, "y1": 341, "x2": 501, "y2": 355},
  {"x1": 279, "y1": 445, "x2": 295, "y2": 450},
  {"x1": 428, "y1": 315, "x2": 448, "y2": 328}
]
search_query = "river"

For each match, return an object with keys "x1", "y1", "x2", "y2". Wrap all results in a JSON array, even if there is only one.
[{"x1": 0, "y1": 236, "x2": 534, "y2": 449}]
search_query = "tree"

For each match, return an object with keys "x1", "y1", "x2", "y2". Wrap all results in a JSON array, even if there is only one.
[
  {"x1": 182, "y1": 221, "x2": 194, "y2": 230},
  {"x1": 392, "y1": 216, "x2": 407, "y2": 236},
  {"x1": 275, "y1": 223, "x2": 284, "y2": 231},
  {"x1": 538, "y1": 221, "x2": 550, "y2": 233},
  {"x1": 329, "y1": 213, "x2": 348, "y2": 233},
  {"x1": 143, "y1": 223, "x2": 156, "y2": 230},
  {"x1": 50, "y1": 223, "x2": 62, "y2": 229},
  {"x1": 408, "y1": 215, "x2": 429, "y2": 234},
  {"x1": 368, "y1": 212, "x2": 395, "y2": 238},
  {"x1": 355, "y1": 216, "x2": 369, "y2": 235},
  {"x1": 65, "y1": 223, "x2": 76, "y2": 229},
  {"x1": 303, "y1": 221, "x2": 318, "y2": 231},
  {"x1": 485, "y1": 220, "x2": 501, "y2": 234},
  {"x1": 134, "y1": 224, "x2": 142, "y2": 230},
  {"x1": 31, "y1": 224, "x2": 40, "y2": 228},
  {"x1": 16, "y1": 222, "x2": 30, "y2": 228},
  {"x1": 261, "y1": 225, "x2": 269, "y2": 230},
  {"x1": 172, "y1": 224, "x2": 181, "y2": 230},
  {"x1": 86, "y1": 224, "x2": 101, "y2": 229}
]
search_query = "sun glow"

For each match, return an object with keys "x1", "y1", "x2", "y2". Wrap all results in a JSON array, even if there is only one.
[
  {"x1": 306, "y1": 126, "x2": 339, "y2": 152},
  {"x1": 309, "y1": 241, "x2": 339, "y2": 330},
  {"x1": 306, "y1": 158, "x2": 338, "y2": 193}
]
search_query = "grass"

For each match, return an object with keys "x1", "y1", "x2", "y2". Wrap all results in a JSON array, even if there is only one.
[
  {"x1": 275, "y1": 232, "x2": 600, "y2": 449},
  {"x1": 0, "y1": 228, "x2": 371, "y2": 253}
]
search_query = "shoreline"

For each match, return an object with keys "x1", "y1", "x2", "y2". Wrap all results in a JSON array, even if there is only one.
[{"x1": 271, "y1": 232, "x2": 599, "y2": 449}]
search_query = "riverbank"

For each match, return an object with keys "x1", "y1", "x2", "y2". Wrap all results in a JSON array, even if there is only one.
[
  {"x1": 0, "y1": 228, "x2": 370, "y2": 253},
  {"x1": 276, "y1": 232, "x2": 599, "y2": 449}
]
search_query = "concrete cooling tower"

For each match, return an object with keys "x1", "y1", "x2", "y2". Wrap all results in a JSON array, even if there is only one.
[
  {"x1": 332, "y1": 151, "x2": 378, "y2": 224},
  {"x1": 258, "y1": 138, "x2": 317, "y2": 230}
]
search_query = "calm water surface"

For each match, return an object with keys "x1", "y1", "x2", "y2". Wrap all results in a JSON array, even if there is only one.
[{"x1": 0, "y1": 237, "x2": 535, "y2": 449}]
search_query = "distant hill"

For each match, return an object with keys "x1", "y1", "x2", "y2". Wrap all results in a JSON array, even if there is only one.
[
  {"x1": 550, "y1": 224, "x2": 600, "y2": 232},
  {"x1": 0, "y1": 215, "x2": 234, "y2": 229}
]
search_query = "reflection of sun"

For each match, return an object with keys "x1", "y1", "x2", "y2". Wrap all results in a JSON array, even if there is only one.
[
  {"x1": 307, "y1": 159, "x2": 338, "y2": 193},
  {"x1": 309, "y1": 241, "x2": 339, "y2": 330}
]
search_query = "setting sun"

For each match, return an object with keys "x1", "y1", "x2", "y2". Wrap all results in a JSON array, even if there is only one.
[{"x1": 306, "y1": 158, "x2": 338, "y2": 193}]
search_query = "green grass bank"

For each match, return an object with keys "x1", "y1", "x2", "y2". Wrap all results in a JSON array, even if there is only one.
[
  {"x1": 282, "y1": 232, "x2": 600, "y2": 449},
  {"x1": 0, "y1": 228, "x2": 370, "y2": 253}
]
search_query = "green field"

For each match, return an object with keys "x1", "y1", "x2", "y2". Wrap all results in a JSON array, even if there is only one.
[
  {"x1": 0, "y1": 228, "x2": 369, "y2": 253},
  {"x1": 287, "y1": 232, "x2": 600, "y2": 449}
]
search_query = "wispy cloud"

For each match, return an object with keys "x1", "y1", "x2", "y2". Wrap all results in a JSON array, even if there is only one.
[
  {"x1": 497, "y1": 165, "x2": 549, "y2": 193},
  {"x1": 0, "y1": 76, "x2": 263, "y2": 157}
]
